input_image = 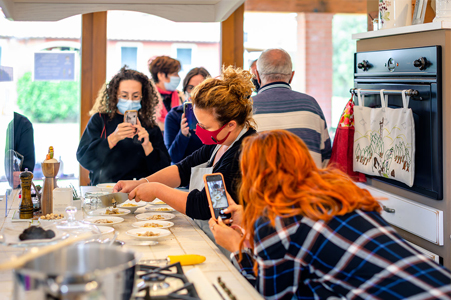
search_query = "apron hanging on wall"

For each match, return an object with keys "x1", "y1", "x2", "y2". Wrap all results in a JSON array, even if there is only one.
[{"x1": 188, "y1": 126, "x2": 248, "y2": 257}]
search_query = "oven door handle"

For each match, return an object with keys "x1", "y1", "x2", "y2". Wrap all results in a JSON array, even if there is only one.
[{"x1": 382, "y1": 205, "x2": 396, "y2": 213}]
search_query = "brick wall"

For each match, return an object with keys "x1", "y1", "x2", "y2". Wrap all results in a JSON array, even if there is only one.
[{"x1": 297, "y1": 13, "x2": 334, "y2": 128}]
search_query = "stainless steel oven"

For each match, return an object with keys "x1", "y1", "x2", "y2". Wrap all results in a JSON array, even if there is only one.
[{"x1": 353, "y1": 46, "x2": 442, "y2": 200}]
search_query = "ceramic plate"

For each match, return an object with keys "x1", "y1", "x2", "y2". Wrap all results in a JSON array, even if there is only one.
[
  {"x1": 83, "y1": 216, "x2": 124, "y2": 226},
  {"x1": 135, "y1": 213, "x2": 175, "y2": 221},
  {"x1": 126, "y1": 228, "x2": 171, "y2": 240},
  {"x1": 0, "y1": 226, "x2": 70, "y2": 248},
  {"x1": 118, "y1": 200, "x2": 148, "y2": 213},
  {"x1": 91, "y1": 208, "x2": 130, "y2": 216},
  {"x1": 150, "y1": 199, "x2": 166, "y2": 205},
  {"x1": 145, "y1": 206, "x2": 176, "y2": 212},
  {"x1": 131, "y1": 220, "x2": 174, "y2": 229},
  {"x1": 96, "y1": 226, "x2": 115, "y2": 235}
]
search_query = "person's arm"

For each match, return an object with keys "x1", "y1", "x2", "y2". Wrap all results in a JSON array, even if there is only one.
[
  {"x1": 144, "y1": 126, "x2": 171, "y2": 173},
  {"x1": 130, "y1": 182, "x2": 188, "y2": 213},
  {"x1": 164, "y1": 110, "x2": 190, "y2": 164},
  {"x1": 76, "y1": 114, "x2": 111, "y2": 172}
]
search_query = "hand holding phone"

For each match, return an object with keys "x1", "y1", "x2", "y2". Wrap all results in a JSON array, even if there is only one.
[
  {"x1": 204, "y1": 173, "x2": 231, "y2": 221},
  {"x1": 183, "y1": 102, "x2": 198, "y2": 131}
]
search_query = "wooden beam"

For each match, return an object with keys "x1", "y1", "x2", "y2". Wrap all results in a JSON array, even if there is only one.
[
  {"x1": 221, "y1": 3, "x2": 244, "y2": 68},
  {"x1": 244, "y1": 0, "x2": 366, "y2": 14},
  {"x1": 80, "y1": 11, "x2": 107, "y2": 187}
]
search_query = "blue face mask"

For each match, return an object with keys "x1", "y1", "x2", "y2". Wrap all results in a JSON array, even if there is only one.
[
  {"x1": 117, "y1": 98, "x2": 141, "y2": 114},
  {"x1": 164, "y1": 76, "x2": 181, "y2": 92}
]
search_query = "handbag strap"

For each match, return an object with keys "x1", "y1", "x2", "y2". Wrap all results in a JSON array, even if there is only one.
[{"x1": 401, "y1": 90, "x2": 410, "y2": 109}]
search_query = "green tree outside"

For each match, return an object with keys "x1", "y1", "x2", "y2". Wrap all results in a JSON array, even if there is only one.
[{"x1": 16, "y1": 72, "x2": 80, "y2": 123}]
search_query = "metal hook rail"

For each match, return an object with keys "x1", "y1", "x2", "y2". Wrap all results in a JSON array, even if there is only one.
[{"x1": 349, "y1": 88, "x2": 419, "y2": 97}]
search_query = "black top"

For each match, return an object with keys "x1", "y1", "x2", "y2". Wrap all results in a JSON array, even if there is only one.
[
  {"x1": 77, "y1": 113, "x2": 171, "y2": 185},
  {"x1": 161, "y1": 93, "x2": 172, "y2": 113},
  {"x1": 164, "y1": 105, "x2": 203, "y2": 164},
  {"x1": 6, "y1": 112, "x2": 36, "y2": 172},
  {"x1": 176, "y1": 128, "x2": 256, "y2": 220}
]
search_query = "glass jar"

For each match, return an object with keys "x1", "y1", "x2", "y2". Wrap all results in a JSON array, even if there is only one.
[
  {"x1": 434, "y1": 0, "x2": 451, "y2": 22},
  {"x1": 82, "y1": 191, "x2": 108, "y2": 216}
]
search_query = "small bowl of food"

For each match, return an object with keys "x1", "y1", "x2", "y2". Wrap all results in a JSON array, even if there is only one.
[
  {"x1": 135, "y1": 213, "x2": 175, "y2": 221},
  {"x1": 131, "y1": 220, "x2": 174, "y2": 229},
  {"x1": 83, "y1": 216, "x2": 125, "y2": 226},
  {"x1": 126, "y1": 228, "x2": 171, "y2": 240},
  {"x1": 92, "y1": 208, "x2": 130, "y2": 216},
  {"x1": 145, "y1": 206, "x2": 176, "y2": 212},
  {"x1": 96, "y1": 183, "x2": 116, "y2": 193},
  {"x1": 38, "y1": 213, "x2": 66, "y2": 225},
  {"x1": 117, "y1": 200, "x2": 148, "y2": 213}
]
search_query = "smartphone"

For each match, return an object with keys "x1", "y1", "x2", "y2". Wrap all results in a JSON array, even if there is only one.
[
  {"x1": 183, "y1": 102, "x2": 198, "y2": 131},
  {"x1": 204, "y1": 173, "x2": 232, "y2": 221},
  {"x1": 124, "y1": 110, "x2": 138, "y2": 125}
]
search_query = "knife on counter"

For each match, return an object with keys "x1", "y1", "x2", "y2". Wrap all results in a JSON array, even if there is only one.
[
  {"x1": 97, "y1": 192, "x2": 130, "y2": 207},
  {"x1": 140, "y1": 254, "x2": 206, "y2": 266}
]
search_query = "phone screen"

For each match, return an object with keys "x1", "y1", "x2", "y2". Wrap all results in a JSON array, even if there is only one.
[
  {"x1": 205, "y1": 174, "x2": 231, "y2": 220},
  {"x1": 124, "y1": 110, "x2": 138, "y2": 125},
  {"x1": 183, "y1": 102, "x2": 198, "y2": 131}
]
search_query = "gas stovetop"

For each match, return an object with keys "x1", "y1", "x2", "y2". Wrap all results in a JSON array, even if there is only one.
[{"x1": 133, "y1": 262, "x2": 200, "y2": 300}]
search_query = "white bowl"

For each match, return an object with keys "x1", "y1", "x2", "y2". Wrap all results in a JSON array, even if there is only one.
[
  {"x1": 96, "y1": 183, "x2": 116, "y2": 193},
  {"x1": 91, "y1": 208, "x2": 130, "y2": 216},
  {"x1": 126, "y1": 228, "x2": 171, "y2": 240},
  {"x1": 150, "y1": 199, "x2": 166, "y2": 205},
  {"x1": 135, "y1": 213, "x2": 175, "y2": 221},
  {"x1": 131, "y1": 220, "x2": 174, "y2": 229},
  {"x1": 145, "y1": 205, "x2": 175, "y2": 213},
  {"x1": 117, "y1": 200, "x2": 148, "y2": 213},
  {"x1": 83, "y1": 216, "x2": 125, "y2": 226}
]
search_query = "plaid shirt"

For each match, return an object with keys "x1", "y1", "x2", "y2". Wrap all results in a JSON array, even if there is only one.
[{"x1": 231, "y1": 210, "x2": 451, "y2": 300}]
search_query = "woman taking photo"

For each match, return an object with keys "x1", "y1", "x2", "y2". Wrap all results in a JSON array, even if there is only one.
[
  {"x1": 114, "y1": 66, "x2": 256, "y2": 251},
  {"x1": 77, "y1": 66, "x2": 171, "y2": 185},
  {"x1": 164, "y1": 67, "x2": 210, "y2": 164},
  {"x1": 209, "y1": 130, "x2": 451, "y2": 300}
]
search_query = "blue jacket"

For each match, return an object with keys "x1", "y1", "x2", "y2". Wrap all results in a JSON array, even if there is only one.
[{"x1": 164, "y1": 105, "x2": 203, "y2": 164}]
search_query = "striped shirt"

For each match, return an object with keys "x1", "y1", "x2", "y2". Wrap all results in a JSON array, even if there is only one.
[
  {"x1": 231, "y1": 210, "x2": 451, "y2": 300},
  {"x1": 252, "y1": 82, "x2": 332, "y2": 168}
]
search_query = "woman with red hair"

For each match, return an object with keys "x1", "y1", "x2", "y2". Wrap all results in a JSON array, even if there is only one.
[{"x1": 209, "y1": 130, "x2": 451, "y2": 300}]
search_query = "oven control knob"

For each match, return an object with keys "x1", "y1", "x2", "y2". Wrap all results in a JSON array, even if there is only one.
[
  {"x1": 357, "y1": 60, "x2": 370, "y2": 71},
  {"x1": 414, "y1": 57, "x2": 428, "y2": 70}
]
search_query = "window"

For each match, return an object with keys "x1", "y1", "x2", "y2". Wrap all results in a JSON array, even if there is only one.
[
  {"x1": 176, "y1": 48, "x2": 192, "y2": 70},
  {"x1": 121, "y1": 47, "x2": 138, "y2": 70},
  {"x1": 0, "y1": 46, "x2": 2, "y2": 65}
]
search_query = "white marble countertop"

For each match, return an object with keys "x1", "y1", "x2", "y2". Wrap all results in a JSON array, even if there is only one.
[
  {"x1": 0, "y1": 189, "x2": 263, "y2": 300},
  {"x1": 353, "y1": 21, "x2": 451, "y2": 40}
]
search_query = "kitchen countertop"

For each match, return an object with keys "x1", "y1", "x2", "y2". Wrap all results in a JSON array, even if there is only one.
[
  {"x1": 0, "y1": 189, "x2": 263, "y2": 300},
  {"x1": 353, "y1": 21, "x2": 451, "y2": 40}
]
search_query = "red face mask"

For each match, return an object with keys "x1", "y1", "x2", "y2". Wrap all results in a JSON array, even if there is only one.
[{"x1": 195, "y1": 123, "x2": 231, "y2": 145}]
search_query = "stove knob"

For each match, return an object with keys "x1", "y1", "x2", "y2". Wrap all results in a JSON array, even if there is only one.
[
  {"x1": 357, "y1": 60, "x2": 370, "y2": 71},
  {"x1": 413, "y1": 57, "x2": 428, "y2": 70}
]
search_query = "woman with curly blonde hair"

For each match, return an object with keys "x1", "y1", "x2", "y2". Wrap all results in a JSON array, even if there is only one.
[
  {"x1": 114, "y1": 66, "x2": 256, "y2": 254},
  {"x1": 209, "y1": 130, "x2": 451, "y2": 300},
  {"x1": 77, "y1": 66, "x2": 170, "y2": 185}
]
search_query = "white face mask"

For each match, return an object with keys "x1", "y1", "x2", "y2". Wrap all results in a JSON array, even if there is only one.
[{"x1": 164, "y1": 76, "x2": 181, "y2": 91}]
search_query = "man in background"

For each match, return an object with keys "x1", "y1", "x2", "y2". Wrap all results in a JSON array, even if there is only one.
[
  {"x1": 5, "y1": 112, "x2": 35, "y2": 188},
  {"x1": 252, "y1": 48, "x2": 332, "y2": 168}
]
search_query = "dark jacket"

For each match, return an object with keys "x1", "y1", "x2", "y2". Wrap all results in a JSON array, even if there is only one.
[
  {"x1": 77, "y1": 113, "x2": 170, "y2": 185},
  {"x1": 176, "y1": 127, "x2": 256, "y2": 220},
  {"x1": 164, "y1": 105, "x2": 203, "y2": 164}
]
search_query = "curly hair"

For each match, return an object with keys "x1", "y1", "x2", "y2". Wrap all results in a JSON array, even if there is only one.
[
  {"x1": 237, "y1": 130, "x2": 382, "y2": 268},
  {"x1": 191, "y1": 65, "x2": 256, "y2": 129},
  {"x1": 89, "y1": 66, "x2": 159, "y2": 127}
]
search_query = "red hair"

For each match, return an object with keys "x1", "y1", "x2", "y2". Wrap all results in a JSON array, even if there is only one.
[{"x1": 238, "y1": 130, "x2": 381, "y2": 266}]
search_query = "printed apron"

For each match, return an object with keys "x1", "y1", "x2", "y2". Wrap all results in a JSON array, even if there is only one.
[
  {"x1": 188, "y1": 127, "x2": 248, "y2": 257},
  {"x1": 353, "y1": 89, "x2": 415, "y2": 187}
]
